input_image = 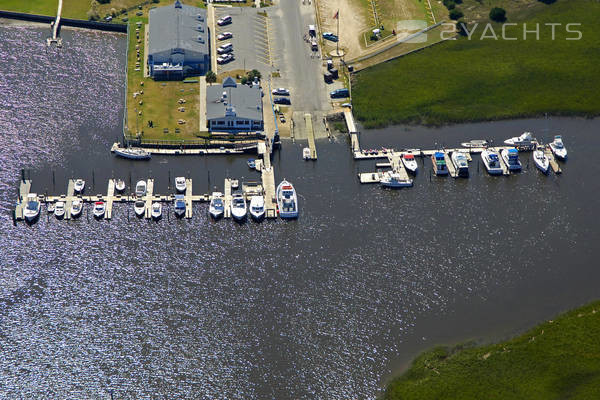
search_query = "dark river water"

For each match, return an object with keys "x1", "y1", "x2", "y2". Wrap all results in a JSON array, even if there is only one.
[{"x1": 1, "y1": 24, "x2": 599, "y2": 399}]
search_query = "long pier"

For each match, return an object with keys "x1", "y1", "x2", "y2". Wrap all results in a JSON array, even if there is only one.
[
  {"x1": 47, "y1": 0, "x2": 63, "y2": 47},
  {"x1": 304, "y1": 114, "x2": 318, "y2": 160},
  {"x1": 111, "y1": 142, "x2": 258, "y2": 156}
]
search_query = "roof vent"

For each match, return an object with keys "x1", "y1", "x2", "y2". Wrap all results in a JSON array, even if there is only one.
[
  {"x1": 196, "y1": 14, "x2": 204, "y2": 21},
  {"x1": 197, "y1": 25, "x2": 204, "y2": 32},
  {"x1": 197, "y1": 36, "x2": 204, "y2": 43}
]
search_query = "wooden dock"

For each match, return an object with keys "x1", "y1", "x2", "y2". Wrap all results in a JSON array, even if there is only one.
[
  {"x1": 223, "y1": 178, "x2": 232, "y2": 219},
  {"x1": 359, "y1": 171, "x2": 381, "y2": 183},
  {"x1": 305, "y1": 113, "x2": 317, "y2": 160},
  {"x1": 64, "y1": 179, "x2": 75, "y2": 220},
  {"x1": 444, "y1": 152, "x2": 458, "y2": 178},
  {"x1": 14, "y1": 179, "x2": 32, "y2": 220},
  {"x1": 543, "y1": 146, "x2": 562, "y2": 174},
  {"x1": 111, "y1": 142, "x2": 257, "y2": 156},
  {"x1": 105, "y1": 179, "x2": 115, "y2": 219},
  {"x1": 388, "y1": 153, "x2": 411, "y2": 182},
  {"x1": 185, "y1": 179, "x2": 193, "y2": 218}
]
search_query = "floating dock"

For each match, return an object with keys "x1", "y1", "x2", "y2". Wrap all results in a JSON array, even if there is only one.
[
  {"x1": 543, "y1": 146, "x2": 562, "y2": 174},
  {"x1": 304, "y1": 113, "x2": 317, "y2": 160},
  {"x1": 111, "y1": 142, "x2": 257, "y2": 156}
]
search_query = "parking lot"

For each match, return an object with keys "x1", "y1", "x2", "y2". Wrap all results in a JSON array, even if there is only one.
[{"x1": 214, "y1": 7, "x2": 274, "y2": 74}]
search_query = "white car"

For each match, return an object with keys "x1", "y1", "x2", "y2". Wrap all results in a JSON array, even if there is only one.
[
  {"x1": 272, "y1": 87, "x2": 290, "y2": 96},
  {"x1": 217, "y1": 53, "x2": 234, "y2": 64},
  {"x1": 217, "y1": 15, "x2": 232, "y2": 26},
  {"x1": 217, "y1": 32, "x2": 233, "y2": 41}
]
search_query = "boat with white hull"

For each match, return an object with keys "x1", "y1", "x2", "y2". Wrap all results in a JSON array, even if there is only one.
[
  {"x1": 231, "y1": 193, "x2": 247, "y2": 221},
  {"x1": 431, "y1": 152, "x2": 449, "y2": 176},
  {"x1": 175, "y1": 177, "x2": 186, "y2": 193},
  {"x1": 501, "y1": 148, "x2": 522, "y2": 171},
  {"x1": 504, "y1": 131, "x2": 534, "y2": 147},
  {"x1": 402, "y1": 154, "x2": 418, "y2": 174},
  {"x1": 114, "y1": 147, "x2": 151, "y2": 160},
  {"x1": 23, "y1": 194, "x2": 40, "y2": 223},
  {"x1": 481, "y1": 149, "x2": 503, "y2": 175},
  {"x1": 135, "y1": 180, "x2": 147, "y2": 197},
  {"x1": 533, "y1": 149, "x2": 550, "y2": 174},
  {"x1": 73, "y1": 179, "x2": 85, "y2": 193},
  {"x1": 115, "y1": 179, "x2": 126, "y2": 193},
  {"x1": 93, "y1": 201, "x2": 105, "y2": 219},
  {"x1": 174, "y1": 195, "x2": 186, "y2": 218},
  {"x1": 249, "y1": 196, "x2": 265, "y2": 221},
  {"x1": 151, "y1": 202, "x2": 162, "y2": 220},
  {"x1": 461, "y1": 139, "x2": 488, "y2": 148},
  {"x1": 209, "y1": 192, "x2": 225, "y2": 219},
  {"x1": 380, "y1": 171, "x2": 413, "y2": 188},
  {"x1": 549, "y1": 135, "x2": 567, "y2": 160},
  {"x1": 70, "y1": 199, "x2": 83, "y2": 218},
  {"x1": 134, "y1": 200, "x2": 145, "y2": 218},
  {"x1": 54, "y1": 201, "x2": 65, "y2": 219},
  {"x1": 276, "y1": 180, "x2": 299, "y2": 219},
  {"x1": 451, "y1": 152, "x2": 469, "y2": 177}
]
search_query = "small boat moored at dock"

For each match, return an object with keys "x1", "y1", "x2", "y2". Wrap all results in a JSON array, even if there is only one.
[
  {"x1": 533, "y1": 149, "x2": 550, "y2": 174},
  {"x1": 549, "y1": 135, "x2": 567, "y2": 160},
  {"x1": 276, "y1": 179, "x2": 299, "y2": 219},
  {"x1": 247, "y1": 158, "x2": 256, "y2": 169},
  {"x1": 174, "y1": 194, "x2": 186, "y2": 218},
  {"x1": 175, "y1": 177, "x2": 186, "y2": 193},
  {"x1": 504, "y1": 131, "x2": 534, "y2": 148},
  {"x1": 115, "y1": 179, "x2": 126, "y2": 193},
  {"x1": 461, "y1": 139, "x2": 488, "y2": 148},
  {"x1": 231, "y1": 192, "x2": 247, "y2": 221},
  {"x1": 73, "y1": 179, "x2": 85, "y2": 193},
  {"x1": 209, "y1": 192, "x2": 225, "y2": 219},
  {"x1": 402, "y1": 154, "x2": 418, "y2": 174},
  {"x1": 302, "y1": 147, "x2": 311, "y2": 160},
  {"x1": 47, "y1": 202, "x2": 55, "y2": 213},
  {"x1": 451, "y1": 152, "x2": 470, "y2": 177},
  {"x1": 134, "y1": 200, "x2": 145, "y2": 218},
  {"x1": 380, "y1": 171, "x2": 413, "y2": 188},
  {"x1": 431, "y1": 152, "x2": 449, "y2": 176},
  {"x1": 71, "y1": 199, "x2": 83, "y2": 218},
  {"x1": 93, "y1": 201, "x2": 105, "y2": 219},
  {"x1": 23, "y1": 194, "x2": 41, "y2": 223},
  {"x1": 114, "y1": 147, "x2": 151, "y2": 160},
  {"x1": 481, "y1": 149, "x2": 503, "y2": 175},
  {"x1": 135, "y1": 180, "x2": 147, "y2": 197},
  {"x1": 249, "y1": 195, "x2": 265, "y2": 221},
  {"x1": 54, "y1": 201, "x2": 65, "y2": 219},
  {"x1": 501, "y1": 148, "x2": 522, "y2": 171},
  {"x1": 151, "y1": 202, "x2": 162, "y2": 220}
]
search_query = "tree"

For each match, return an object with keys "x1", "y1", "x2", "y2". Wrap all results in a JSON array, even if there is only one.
[
  {"x1": 449, "y1": 9, "x2": 463, "y2": 20},
  {"x1": 456, "y1": 19, "x2": 469, "y2": 36},
  {"x1": 489, "y1": 7, "x2": 507, "y2": 22},
  {"x1": 205, "y1": 70, "x2": 217, "y2": 84},
  {"x1": 247, "y1": 69, "x2": 261, "y2": 81},
  {"x1": 538, "y1": 0, "x2": 556, "y2": 3},
  {"x1": 87, "y1": 9, "x2": 100, "y2": 21}
]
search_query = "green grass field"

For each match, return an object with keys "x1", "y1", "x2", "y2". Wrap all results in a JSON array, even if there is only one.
[
  {"x1": 0, "y1": 0, "x2": 90, "y2": 19},
  {"x1": 383, "y1": 300, "x2": 600, "y2": 400},
  {"x1": 352, "y1": 0, "x2": 600, "y2": 128}
]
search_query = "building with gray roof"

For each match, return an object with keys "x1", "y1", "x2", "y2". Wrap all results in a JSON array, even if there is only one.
[
  {"x1": 206, "y1": 77, "x2": 264, "y2": 132},
  {"x1": 148, "y1": 0, "x2": 209, "y2": 80}
]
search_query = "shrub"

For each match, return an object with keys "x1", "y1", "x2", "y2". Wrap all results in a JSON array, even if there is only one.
[
  {"x1": 489, "y1": 7, "x2": 507, "y2": 22},
  {"x1": 456, "y1": 19, "x2": 469, "y2": 36},
  {"x1": 449, "y1": 9, "x2": 464, "y2": 20},
  {"x1": 97, "y1": 0, "x2": 111, "y2": 4},
  {"x1": 247, "y1": 69, "x2": 262, "y2": 81},
  {"x1": 205, "y1": 71, "x2": 217, "y2": 84},
  {"x1": 446, "y1": 2, "x2": 456, "y2": 10},
  {"x1": 241, "y1": 76, "x2": 248, "y2": 85},
  {"x1": 87, "y1": 9, "x2": 100, "y2": 21},
  {"x1": 538, "y1": 0, "x2": 556, "y2": 3}
]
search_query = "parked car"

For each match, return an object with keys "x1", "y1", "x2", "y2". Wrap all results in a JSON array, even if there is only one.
[
  {"x1": 330, "y1": 88, "x2": 349, "y2": 99},
  {"x1": 272, "y1": 88, "x2": 290, "y2": 96},
  {"x1": 217, "y1": 32, "x2": 233, "y2": 41},
  {"x1": 217, "y1": 43, "x2": 233, "y2": 54},
  {"x1": 217, "y1": 15, "x2": 232, "y2": 26},
  {"x1": 322, "y1": 32, "x2": 339, "y2": 42},
  {"x1": 273, "y1": 97, "x2": 291, "y2": 105},
  {"x1": 217, "y1": 53, "x2": 234, "y2": 64}
]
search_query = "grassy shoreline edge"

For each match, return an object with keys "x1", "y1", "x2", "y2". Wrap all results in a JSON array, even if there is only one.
[{"x1": 382, "y1": 300, "x2": 600, "y2": 399}]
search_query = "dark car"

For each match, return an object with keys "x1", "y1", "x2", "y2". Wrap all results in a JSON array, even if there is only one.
[
  {"x1": 273, "y1": 97, "x2": 291, "y2": 105},
  {"x1": 322, "y1": 32, "x2": 339, "y2": 42},
  {"x1": 330, "y1": 88, "x2": 349, "y2": 98}
]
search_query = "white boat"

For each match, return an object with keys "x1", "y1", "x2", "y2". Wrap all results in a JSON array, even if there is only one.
[
  {"x1": 135, "y1": 180, "x2": 147, "y2": 197},
  {"x1": 73, "y1": 179, "x2": 85, "y2": 193},
  {"x1": 276, "y1": 180, "x2": 299, "y2": 219},
  {"x1": 70, "y1": 199, "x2": 83, "y2": 218},
  {"x1": 47, "y1": 203, "x2": 55, "y2": 213},
  {"x1": 115, "y1": 179, "x2": 126, "y2": 192},
  {"x1": 402, "y1": 154, "x2": 418, "y2": 173},
  {"x1": 431, "y1": 152, "x2": 449, "y2": 176},
  {"x1": 231, "y1": 192, "x2": 247, "y2": 221},
  {"x1": 134, "y1": 200, "x2": 145, "y2": 217},
  {"x1": 303, "y1": 147, "x2": 311, "y2": 160},
  {"x1": 175, "y1": 177, "x2": 186, "y2": 193},
  {"x1": 501, "y1": 148, "x2": 522, "y2": 171},
  {"x1": 174, "y1": 194, "x2": 186, "y2": 218},
  {"x1": 380, "y1": 171, "x2": 413, "y2": 188},
  {"x1": 209, "y1": 192, "x2": 225, "y2": 219},
  {"x1": 230, "y1": 179, "x2": 239, "y2": 189},
  {"x1": 549, "y1": 135, "x2": 567, "y2": 160},
  {"x1": 247, "y1": 158, "x2": 256, "y2": 169},
  {"x1": 93, "y1": 201, "x2": 105, "y2": 219},
  {"x1": 481, "y1": 149, "x2": 503, "y2": 175},
  {"x1": 114, "y1": 147, "x2": 151, "y2": 160},
  {"x1": 504, "y1": 131, "x2": 534, "y2": 147},
  {"x1": 461, "y1": 139, "x2": 488, "y2": 148},
  {"x1": 451, "y1": 152, "x2": 470, "y2": 177},
  {"x1": 533, "y1": 149, "x2": 550, "y2": 174},
  {"x1": 54, "y1": 201, "x2": 65, "y2": 219},
  {"x1": 151, "y1": 202, "x2": 162, "y2": 220},
  {"x1": 249, "y1": 195, "x2": 265, "y2": 221},
  {"x1": 23, "y1": 194, "x2": 40, "y2": 223}
]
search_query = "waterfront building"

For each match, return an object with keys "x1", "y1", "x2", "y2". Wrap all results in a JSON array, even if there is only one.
[
  {"x1": 147, "y1": 0, "x2": 209, "y2": 80},
  {"x1": 206, "y1": 77, "x2": 264, "y2": 132}
]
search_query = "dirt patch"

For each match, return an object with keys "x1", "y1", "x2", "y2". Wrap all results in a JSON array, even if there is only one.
[{"x1": 317, "y1": 0, "x2": 367, "y2": 59}]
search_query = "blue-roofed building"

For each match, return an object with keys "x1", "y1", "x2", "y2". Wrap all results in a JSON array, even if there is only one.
[{"x1": 147, "y1": 0, "x2": 210, "y2": 80}]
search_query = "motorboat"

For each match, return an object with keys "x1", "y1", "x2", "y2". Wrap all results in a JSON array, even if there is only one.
[
  {"x1": 73, "y1": 179, "x2": 85, "y2": 193},
  {"x1": 70, "y1": 199, "x2": 83, "y2": 218},
  {"x1": 115, "y1": 179, "x2": 126, "y2": 193},
  {"x1": 135, "y1": 180, "x2": 147, "y2": 197},
  {"x1": 533, "y1": 149, "x2": 550, "y2": 174},
  {"x1": 175, "y1": 177, "x2": 186, "y2": 193},
  {"x1": 23, "y1": 194, "x2": 40, "y2": 223},
  {"x1": 231, "y1": 192, "x2": 247, "y2": 221},
  {"x1": 504, "y1": 131, "x2": 534, "y2": 147},
  {"x1": 501, "y1": 148, "x2": 522, "y2": 171},
  {"x1": 93, "y1": 201, "x2": 105, "y2": 219},
  {"x1": 461, "y1": 139, "x2": 488, "y2": 148},
  {"x1": 380, "y1": 171, "x2": 413, "y2": 188},
  {"x1": 134, "y1": 200, "x2": 146, "y2": 217},
  {"x1": 151, "y1": 202, "x2": 162, "y2": 220},
  {"x1": 174, "y1": 194, "x2": 186, "y2": 218},
  {"x1": 247, "y1": 158, "x2": 256, "y2": 169},
  {"x1": 431, "y1": 152, "x2": 448, "y2": 176},
  {"x1": 451, "y1": 152, "x2": 470, "y2": 177},
  {"x1": 209, "y1": 192, "x2": 225, "y2": 219},
  {"x1": 481, "y1": 149, "x2": 503, "y2": 175},
  {"x1": 276, "y1": 179, "x2": 299, "y2": 219},
  {"x1": 402, "y1": 154, "x2": 418, "y2": 174},
  {"x1": 114, "y1": 147, "x2": 151, "y2": 160},
  {"x1": 54, "y1": 201, "x2": 65, "y2": 219},
  {"x1": 303, "y1": 147, "x2": 311, "y2": 160},
  {"x1": 549, "y1": 135, "x2": 567, "y2": 160},
  {"x1": 47, "y1": 202, "x2": 55, "y2": 213},
  {"x1": 249, "y1": 195, "x2": 265, "y2": 221},
  {"x1": 230, "y1": 179, "x2": 239, "y2": 189}
]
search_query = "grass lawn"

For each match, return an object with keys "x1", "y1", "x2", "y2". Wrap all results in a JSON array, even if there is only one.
[
  {"x1": 0, "y1": 0, "x2": 90, "y2": 19},
  {"x1": 352, "y1": 0, "x2": 600, "y2": 128},
  {"x1": 382, "y1": 300, "x2": 600, "y2": 400}
]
